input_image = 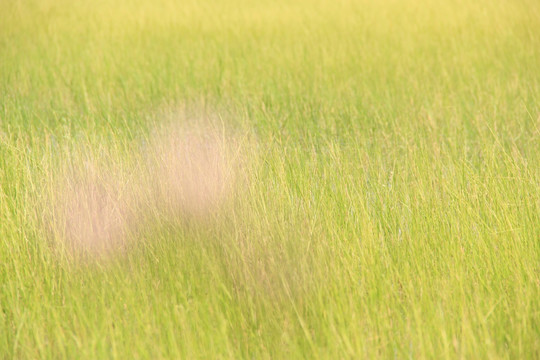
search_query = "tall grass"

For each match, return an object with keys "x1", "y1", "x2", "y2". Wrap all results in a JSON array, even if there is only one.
[{"x1": 1, "y1": 0, "x2": 539, "y2": 358}]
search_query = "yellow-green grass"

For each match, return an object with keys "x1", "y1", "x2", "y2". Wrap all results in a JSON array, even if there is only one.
[{"x1": 1, "y1": 0, "x2": 539, "y2": 358}]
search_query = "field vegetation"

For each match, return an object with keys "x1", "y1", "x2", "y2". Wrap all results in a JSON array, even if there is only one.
[{"x1": 1, "y1": 0, "x2": 539, "y2": 358}]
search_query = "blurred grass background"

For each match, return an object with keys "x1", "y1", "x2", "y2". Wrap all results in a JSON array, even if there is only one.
[{"x1": 1, "y1": 0, "x2": 539, "y2": 358}]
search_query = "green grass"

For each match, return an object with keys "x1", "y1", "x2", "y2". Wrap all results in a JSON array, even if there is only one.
[{"x1": 1, "y1": 0, "x2": 540, "y2": 358}]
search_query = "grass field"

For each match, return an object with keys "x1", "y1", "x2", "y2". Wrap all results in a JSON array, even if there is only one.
[{"x1": 1, "y1": 0, "x2": 540, "y2": 358}]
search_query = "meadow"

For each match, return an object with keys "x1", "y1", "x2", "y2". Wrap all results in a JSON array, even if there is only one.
[{"x1": 1, "y1": 0, "x2": 539, "y2": 358}]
